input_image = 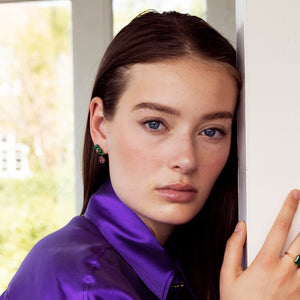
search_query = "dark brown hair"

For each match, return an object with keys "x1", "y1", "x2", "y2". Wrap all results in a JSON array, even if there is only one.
[{"x1": 82, "y1": 10, "x2": 240, "y2": 299}]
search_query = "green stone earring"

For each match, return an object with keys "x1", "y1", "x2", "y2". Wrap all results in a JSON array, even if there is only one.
[{"x1": 93, "y1": 144, "x2": 106, "y2": 164}]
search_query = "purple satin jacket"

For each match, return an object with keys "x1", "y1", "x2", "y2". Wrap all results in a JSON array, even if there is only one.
[{"x1": 1, "y1": 179, "x2": 196, "y2": 300}]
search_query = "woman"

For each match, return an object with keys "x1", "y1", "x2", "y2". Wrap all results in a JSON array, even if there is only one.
[{"x1": 1, "y1": 11, "x2": 299, "y2": 300}]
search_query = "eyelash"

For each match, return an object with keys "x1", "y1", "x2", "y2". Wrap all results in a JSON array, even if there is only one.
[
  {"x1": 142, "y1": 119, "x2": 227, "y2": 139},
  {"x1": 201, "y1": 128, "x2": 226, "y2": 139}
]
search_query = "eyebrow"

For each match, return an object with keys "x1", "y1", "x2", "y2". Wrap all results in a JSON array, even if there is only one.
[
  {"x1": 201, "y1": 111, "x2": 234, "y2": 121},
  {"x1": 132, "y1": 102, "x2": 233, "y2": 120},
  {"x1": 132, "y1": 102, "x2": 180, "y2": 116}
]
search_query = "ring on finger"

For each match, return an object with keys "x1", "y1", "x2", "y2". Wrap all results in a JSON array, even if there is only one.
[{"x1": 284, "y1": 252, "x2": 300, "y2": 266}]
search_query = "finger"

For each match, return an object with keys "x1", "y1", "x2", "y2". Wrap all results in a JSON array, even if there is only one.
[
  {"x1": 262, "y1": 190, "x2": 300, "y2": 257},
  {"x1": 282, "y1": 231, "x2": 300, "y2": 270},
  {"x1": 220, "y1": 221, "x2": 247, "y2": 284}
]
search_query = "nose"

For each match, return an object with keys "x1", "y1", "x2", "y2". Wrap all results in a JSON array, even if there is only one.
[{"x1": 168, "y1": 136, "x2": 198, "y2": 174}]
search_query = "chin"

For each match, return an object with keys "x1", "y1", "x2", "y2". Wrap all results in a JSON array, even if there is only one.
[
  {"x1": 165, "y1": 204, "x2": 204, "y2": 225},
  {"x1": 162, "y1": 213, "x2": 197, "y2": 226}
]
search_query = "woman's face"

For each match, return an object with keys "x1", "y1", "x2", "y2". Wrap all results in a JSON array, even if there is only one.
[{"x1": 91, "y1": 57, "x2": 238, "y2": 244}]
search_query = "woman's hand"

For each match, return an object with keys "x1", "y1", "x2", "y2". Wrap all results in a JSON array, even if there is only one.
[{"x1": 220, "y1": 190, "x2": 300, "y2": 299}]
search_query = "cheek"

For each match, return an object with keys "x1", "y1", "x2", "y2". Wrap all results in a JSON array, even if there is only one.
[
  {"x1": 201, "y1": 141, "x2": 231, "y2": 182},
  {"x1": 216, "y1": 144, "x2": 231, "y2": 170},
  {"x1": 107, "y1": 128, "x2": 161, "y2": 178}
]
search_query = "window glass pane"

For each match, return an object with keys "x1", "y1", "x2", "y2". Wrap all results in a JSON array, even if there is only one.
[
  {"x1": 0, "y1": 0, "x2": 74, "y2": 291},
  {"x1": 113, "y1": 0, "x2": 207, "y2": 36}
]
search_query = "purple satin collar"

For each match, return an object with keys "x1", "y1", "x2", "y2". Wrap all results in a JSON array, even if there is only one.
[{"x1": 84, "y1": 179, "x2": 177, "y2": 299}]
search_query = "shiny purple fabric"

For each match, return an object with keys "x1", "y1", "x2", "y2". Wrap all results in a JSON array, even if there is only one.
[{"x1": 1, "y1": 179, "x2": 196, "y2": 300}]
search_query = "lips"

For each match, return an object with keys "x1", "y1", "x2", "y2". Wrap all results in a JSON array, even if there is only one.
[{"x1": 156, "y1": 183, "x2": 197, "y2": 202}]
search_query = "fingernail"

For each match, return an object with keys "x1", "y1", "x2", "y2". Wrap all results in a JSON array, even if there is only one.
[
  {"x1": 292, "y1": 190, "x2": 300, "y2": 200},
  {"x1": 234, "y1": 221, "x2": 242, "y2": 232}
]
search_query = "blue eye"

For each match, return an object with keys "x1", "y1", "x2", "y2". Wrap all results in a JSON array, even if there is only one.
[
  {"x1": 203, "y1": 128, "x2": 225, "y2": 138},
  {"x1": 145, "y1": 120, "x2": 162, "y2": 130},
  {"x1": 204, "y1": 128, "x2": 217, "y2": 137}
]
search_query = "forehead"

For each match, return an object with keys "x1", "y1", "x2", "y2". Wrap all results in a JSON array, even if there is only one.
[
  {"x1": 126, "y1": 56, "x2": 238, "y2": 84},
  {"x1": 116, "y1": 57, "x2": 238, "y2": 114}
]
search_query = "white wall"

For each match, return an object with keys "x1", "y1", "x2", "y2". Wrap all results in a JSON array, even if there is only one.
[{"x1": 236, "y1": 0, "x2": 300, "y2": 264}]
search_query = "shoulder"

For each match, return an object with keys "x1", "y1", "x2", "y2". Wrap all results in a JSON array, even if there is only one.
[{"x1": 4, "y1": 216, "x2": 141, "y2": 300}]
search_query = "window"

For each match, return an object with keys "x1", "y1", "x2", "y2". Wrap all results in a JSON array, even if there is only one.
[
  {"x1": 0, "y1": 0, "x2": 74, "y2": 291},
  {"x1": 113, "y1": 0, "x2": 207, "y2": 36},
  {"x1": 1, "y1": 150, "x2": 7, "y2": 172}
]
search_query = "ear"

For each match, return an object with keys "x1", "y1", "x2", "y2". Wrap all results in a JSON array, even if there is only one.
[{"x1": 90, "y1": 97, "x2": 109, "y2": 154}]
